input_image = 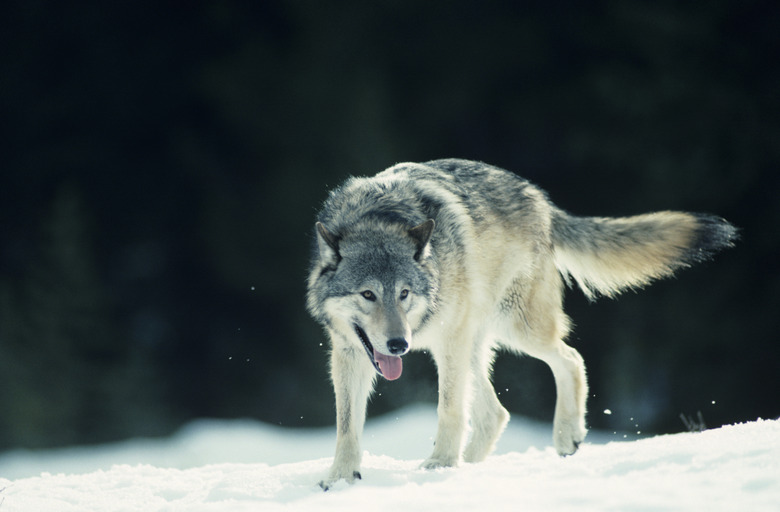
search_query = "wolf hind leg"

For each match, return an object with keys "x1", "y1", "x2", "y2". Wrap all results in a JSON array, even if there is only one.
[
  {"x1": 536, "y1": 342, "x2": 588, "y2": 455},
  {"x1": 463, "y1": 342, "x2": 509, "y2": 463},
  {"x1": 500, "y1": 275, "x2": 588, "y2": 456}
]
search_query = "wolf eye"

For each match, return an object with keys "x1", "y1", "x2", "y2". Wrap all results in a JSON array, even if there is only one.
[
  {"x1": 399, "y1": 289, "x2": 409, "y2": 300},
  {"x1": 360, "y1": 290, "x2": 376, "y2": 301}
]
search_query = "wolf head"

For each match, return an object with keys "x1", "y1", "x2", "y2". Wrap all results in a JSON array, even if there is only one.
[{"x1": 307, "y1": 219, "x2": 437, "y2": 381}]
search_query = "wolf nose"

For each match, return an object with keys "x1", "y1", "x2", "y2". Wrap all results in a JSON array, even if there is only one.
[{"x1": 386, "y1": 338, "x2": 409, "y2": 355}]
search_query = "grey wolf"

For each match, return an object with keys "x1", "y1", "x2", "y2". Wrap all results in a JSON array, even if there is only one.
[{"x1": 306, "y1": 159, "x2": 736, "y2": 489}]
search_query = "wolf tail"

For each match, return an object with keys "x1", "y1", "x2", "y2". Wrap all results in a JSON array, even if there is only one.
[{"x1": 551, "y1": 209, "x2": 737, "y2": 300}]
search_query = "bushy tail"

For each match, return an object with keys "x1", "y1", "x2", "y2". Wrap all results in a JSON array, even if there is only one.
[{"x1": 551, "y1": 209, "x2": 737, "y2": 300}]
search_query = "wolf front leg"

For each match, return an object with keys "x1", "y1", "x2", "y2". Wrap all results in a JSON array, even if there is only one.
[
  {"x1": 422, "y1": 334, "x2": 474, "y2": 469},
  {"x1": 463, "y1": 342, "x2": 509, "y2": 463},
  {"x1": 319, "y1": 344, "x2": 376, "y2": 490}
]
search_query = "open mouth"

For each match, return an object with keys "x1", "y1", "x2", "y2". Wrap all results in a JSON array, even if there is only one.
[
  {"x1": 354, "y1": 324, "x2": 381, "y2": 374},
  {"x1": 353, "y1": 324, "x2": 403, "y2": 381}
]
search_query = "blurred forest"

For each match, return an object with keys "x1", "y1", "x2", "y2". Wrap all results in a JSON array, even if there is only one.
[{"x1": 1, "y1": 0, "x2": 778, "y2": 450}]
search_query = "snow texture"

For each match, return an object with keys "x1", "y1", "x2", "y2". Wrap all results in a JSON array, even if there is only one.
[{"x1": 0, "y1": 405, "x2": 777, "y2": 511}]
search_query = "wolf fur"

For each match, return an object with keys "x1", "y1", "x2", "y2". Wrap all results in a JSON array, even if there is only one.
[{"x1": 306, "y1": 158, "x2": 736, "y2": 489}]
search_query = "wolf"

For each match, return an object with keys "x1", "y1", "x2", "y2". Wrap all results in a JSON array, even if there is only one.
[{"x1": 306, "y1": 158, "x2": 736, "y2": 489}]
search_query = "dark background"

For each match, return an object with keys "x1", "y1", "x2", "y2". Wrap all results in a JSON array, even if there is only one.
[{"x1": 1, "y1": 0, "x2": 778, "y2": 450}]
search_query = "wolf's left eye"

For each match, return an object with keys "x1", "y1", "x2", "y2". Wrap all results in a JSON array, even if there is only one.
[{"x1": 399, "y1": 289, "x2": 409, "y2": 300}]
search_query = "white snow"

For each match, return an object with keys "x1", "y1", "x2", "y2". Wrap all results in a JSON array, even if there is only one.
[{"x1": 0, "y1": 405, "x2": 778, "y2": 511}]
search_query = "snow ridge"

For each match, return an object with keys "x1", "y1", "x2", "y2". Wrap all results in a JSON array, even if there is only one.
[{"x1": 0, "y1": 409, "x2": 777, "y2": 511}]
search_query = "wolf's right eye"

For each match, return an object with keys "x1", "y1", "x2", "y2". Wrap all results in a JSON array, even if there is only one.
[{"x1": 360, "y1": 290, "x2": 376, "y2": 301}]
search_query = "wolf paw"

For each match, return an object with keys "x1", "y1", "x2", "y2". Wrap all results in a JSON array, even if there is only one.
[
  {"x1": 420, "y1": 457, "x2": 458, "y2": 470},
  {"x1": 318, "y1": 470, "x2": 361, "y2": 491},
  {"x1": 554, "y1": 423, "x2": 587, "y2": 456}
]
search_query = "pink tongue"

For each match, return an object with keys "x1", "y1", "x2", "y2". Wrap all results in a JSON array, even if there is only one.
[{"x1": 374, "y1": 350, "x2": 403, "y2": 380}]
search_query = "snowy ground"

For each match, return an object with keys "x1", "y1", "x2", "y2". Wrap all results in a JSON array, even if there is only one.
[{"x1": 0, "y1": 405, "x2": 778, "y2": 511}]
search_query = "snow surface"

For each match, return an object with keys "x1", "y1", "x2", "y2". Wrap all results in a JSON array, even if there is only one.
[{"x1": 0, "y1": 405, "x2": 778, "y2": 511}]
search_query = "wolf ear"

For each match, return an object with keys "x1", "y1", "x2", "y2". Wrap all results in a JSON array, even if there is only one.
[
  {"x1": 316, "y1": 222, "x2": 340, "y2": 267},
  {"x1": 409, "y1": 219, "x2": 435, "y2": 261}
]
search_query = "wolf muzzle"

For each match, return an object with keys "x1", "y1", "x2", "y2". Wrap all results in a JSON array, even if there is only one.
[{"x1": 354, "y1": 324, "x2": 407, "y2": 380}]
